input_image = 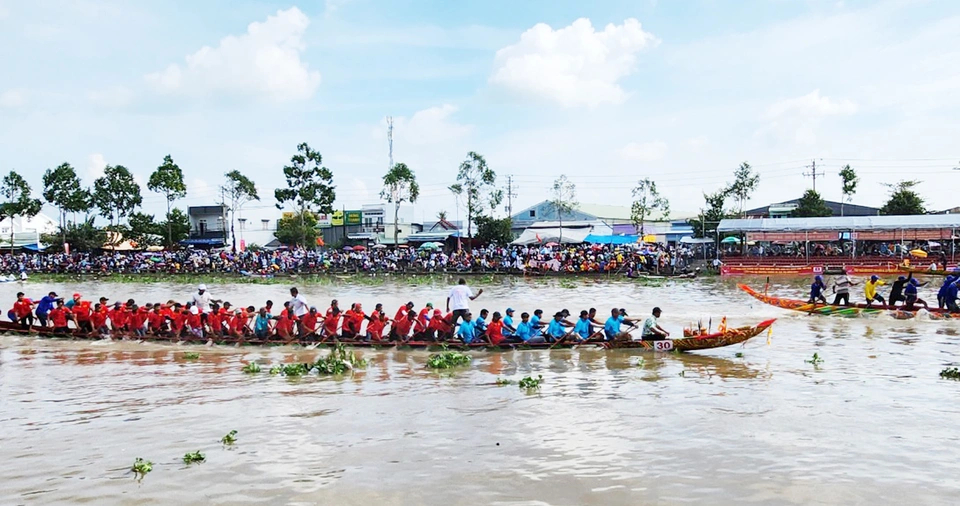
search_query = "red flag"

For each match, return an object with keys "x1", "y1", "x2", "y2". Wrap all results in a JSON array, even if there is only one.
[{"x1": 535, "y1": 233, "x2": 542, "y2": 243}]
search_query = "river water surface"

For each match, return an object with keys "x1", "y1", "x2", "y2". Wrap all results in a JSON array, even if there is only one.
[{"x1": 1, "y1": 276, "x2": 959, "y2": 505}]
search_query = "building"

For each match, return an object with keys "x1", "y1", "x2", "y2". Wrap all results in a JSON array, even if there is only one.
[
  {"x1": 234, "y1": 216, "x2": 277, "y2": 250},
  {"x1": 745, "y1": 199, "x2": 880, "y2": 218},
  {"x1": 184, "y1": 205, "x2": 229, "y2": 247},
  {"x1": 407, "y1": 218, "x2": 462, "y2": 245},
  {"x1": 0, "y1": 213, "x2": 58, "y2": 250}
]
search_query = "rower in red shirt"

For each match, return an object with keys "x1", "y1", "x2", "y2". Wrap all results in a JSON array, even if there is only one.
[
  {"x1": 73, "y1": 300, "x2": 92, "y2": 333},
  {"x1": 169, "y1": 304, "x2": 187, "y2": 338},
  {"x1": 416, "y1": 303, "x2": 434, "y2": 329},
  {"x1": 128, "y1": 305, "x2": 148, "y2": 337},
  {"x1": 91, "y1": 304, "x2": 109, "y2": 335},
  {"x1": 326, "y1": 299, "x2": 340, "y2": 320},
  {"x1": 394, "y1": 301, "x2": 414, "y2": 322},
  {"x1": 108, "y1": 303, "x2": 127, "y2": 332},
  {"x1": 321, "y1": 306, "x2": 341, "y2": 339},
  {"x1": 342, "y1": 303, "x2": 366, "y2": 338},
  {"x1": 485, "y1": 312, "x2": 506, "y2": 345},
  {"x1": 275, "y1": 308, "x2": 298, "y2": 341},
  {"x1": 147, "y1": 306, "x2": 166, "y2": 335},
  {"x1": 208, "y1": 303, "x2": 224, "y2": 337},
  {"x1": 49, "y1": 300, "x2": 71, "y2": 334},
  {"x1": 229, "y1": 309, "x2": 248, "y2": 337},
  {"x1": 390, "y1": 309, "x2": 416, "y2": 341},
  {"x1": 12, "y1": 292, "x2": 34, "y2": 329},
  {"x1": 427, "y1": 309, "x2": 453, "y2": 340},
  {"x1": 300, "y1": 307, "x2": 320, "y2": 338},
  {"x1": 366, "y1": 304, "x2": 388, "y2": 341},
  {"x1": 185, "y1": 304, "x2": 203, "y2": 338}
]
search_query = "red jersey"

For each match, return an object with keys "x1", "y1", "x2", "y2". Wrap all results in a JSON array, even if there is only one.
[
  {"x1": 487, "y1": 321, "x2": 505, "y2": 344},
  {"x1": 13, "y1": 299, "x2": 33, "y2": 318},
  {"x1": 147, "y1": 312, "x2": 165, "y2": 331},
  {"x1": 301, "y1": 313, "x2": 319, "y2": 333},
  {"x1": 393, "y1": 315, "x2": 413, "y2": 338},
  {"x1": 276, "y1": 314, "x2": 296, "y2": 336},
  {"x1": 343, "y1": 310, "x2": 365, "y2": 334},
  {"x1": 109, "y1": 308, "x2": 127, "y2": 329},
  {"x1": 428, "y1": 313, "x2": 451, "y2": 334},
  {"x1": 92, "y1": 310, "x2": 108, "y2": 329},
  {"x1": 130, "y1": 309, "x2": 148, "y2": 331},
  {"x1": 417, "y1": 308, "x2": 432, "y2": 328},
  {"x1": 49, "y1": 307, "x2": 70, "y2": 327},
  {"x1": 73, "y1": 302, "x2": 91, "y2": 322},
  {"x1": 394, "y1": 306, "x2": 409, "y2": 321},
  {"x1": 230, "y1": 313, "x2": 248, "y2": 334},
  {"x1": 186, "y1": 312, "x2": 202, "y2": 329},
  {"x1": 367, "y1": 313, "x2": 385, "y2": 340},
  {"x1": 170, "y1": 312, "x2": 187, "y2": 333},
  {"x1": 322, "y1": 312, "x2": 340, "y2": 336},
  {"x1": 413, "y1": 316, "x2": 428, "y2": 334},
  {"x1": 207, "y1": 312, "x2": 223, "y2": 334}
]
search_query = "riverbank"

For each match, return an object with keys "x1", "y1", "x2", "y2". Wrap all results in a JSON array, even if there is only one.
[{"x1": 26, "y1": 271, "x2": 693, "y2": 287}]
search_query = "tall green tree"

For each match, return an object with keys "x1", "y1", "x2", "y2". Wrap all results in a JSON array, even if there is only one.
[
  {"x1": 727, "y1": 161, "x2": 760, "y2": 217},
  {"x1": 380, "y1": 162, "x2": 419, "y2": 246},
  {"x1": 93, "y1": 165, "x2": 142, "y2": 227},
  {"x1": 161, "y1": 208, "x2": 190, "y2": 248},
  {"x1": 127, "y1": 211, "x2": 160, "y2": 247},
  {"x1": 475, "y1": 216, "x2": 512, "y2": 245},
  {"x1": 630, "y1": 177, "x2": 670, "y2": 236},
  {"x1": 147, "y1": 155, "x2": 187, "y2": 247},
  {"x1": 880, "y1": 180, "x2": 926, "y2": 215},
  {"x1": 448, "y1": 151, "x2": 498, "y2": 239},
  {"x1": 274, "y1": 143, "x2": 335, "y2": 249},
  {"x1": 0, "y1": 170, "x2": 42, "y2": 252},
  {"x1": 222, "y1": 170, "x2": 259, "y2": 252},
  {"x1": 42, "y1": 162, "x2": 92, "y2": 247},
  {"x1": 838, "y1": 164, "x2": 859, "y2": 216},
  {"x1": 791, "y1": 189, "x2": 832, "y2": 217},
  {"x1": 548, "y1": 174, "x2": 577, "y2": 243},
  {"x1": 40, "y1": 216, "x2": 106, "y2": 252},
  {"x1": 687, "y1": 189, "x2": 731, "y2": 238},
  {"x1": 275, "y1": 211, "x2": 319, "y2": 248}
]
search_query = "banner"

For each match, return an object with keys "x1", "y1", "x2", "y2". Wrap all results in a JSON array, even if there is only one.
[
  {"x1": 345, "y1": 210, "x2": 362, "y2": 226},
  {"x1": 331, "y1": 211, "x2": 344, "y2": 226}
]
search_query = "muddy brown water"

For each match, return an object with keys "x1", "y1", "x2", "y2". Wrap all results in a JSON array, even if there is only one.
[{"x1": 1, "y1": 276, "x2": 959, "y2": 505}]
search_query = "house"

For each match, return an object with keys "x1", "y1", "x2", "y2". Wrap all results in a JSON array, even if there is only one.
[
  {"x1": 183, "y1": 205, "x2": 229, "y2": 247},
  {"x1": 745, "y1": 199, "x2": 880, "y2": 218},
  {"x1": 406, "y1": 219, "x2": 462, "y2": 245},
  {"x1": 510, "y1": 201, "x2": 631, "y2": 237},
  {"x1": 0, "y1": 213, "x2": 58, "y2": 250}
]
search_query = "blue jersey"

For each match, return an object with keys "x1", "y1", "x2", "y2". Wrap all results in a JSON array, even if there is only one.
[
  {"x1": 36, "y1": 295, "x2": 57, "y2": 316},
  {"x1": 503, "y1": 315, "x2": 515, "y2": 335},
  {"x1": 810, "y1": 281, "x2": 825, "y2": 298},
  {"x1": 458, "y1": 320, "x2": 477, "y2": 343},
  {"x1": 604, "y1": 316, "x2": 623, "y2": 339},
  {"x1": 474, "y1": 316, "x2": 487, "y2": 332},
  {"x1": 547, "y1": 319, "x2": 566, "y2": 339},
  {"x1": 515, "y1": 321, "x2": 532, "y2": 341},
  {"x1": 947, "y1": 283, "x2": 959, "y2": 303},
  {"x1": 529, "y1": 315, "x2": 542, "y2": 336},
  {"x1": 574, "y1": 318, "x2": 591, "y2": 339}
]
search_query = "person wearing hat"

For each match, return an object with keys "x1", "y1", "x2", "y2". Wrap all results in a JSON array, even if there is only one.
[
  {"x1": 416, "y1": 302, "x2": 434, "y2": 330},
  {"x1": 831, "y1": 270, "x2": 857, "y2": 306},
  {"x1": 502, "y1": 308, "x2": 518, "y2": 337},
  {"x1": 865, "y1": 275, "x2": 887, "y2": 307},
  {"x1": 393, "y1": 301, "x2": 413, "y2": 322},
  {"x1": 903, "y1": 276, "x2": 929, "y2": 310},
  {"x1": 13, "y1": 292, "x2": 35, "y2": 329},
  {"x1": 190, "y1": 284, "x2": 221, "y2": 313},
  {"x1": 604, "y1": 307, "x2": 639, "y2": 341},
  {"x1": 808, "y1": 275, "x2": 827, "y2": 305},
  {"x1": 301, "y1": 306, "x2": 320, "y2": 339},
  {"x1": 546, "y1": 312, "x2": 573, "y2": 343},
  {"x1": 65, "y1": 293, "x2": 82, "y2": 310},
  {"x1": 641, "y1": 307, "x2": 670, "y2": 341}
]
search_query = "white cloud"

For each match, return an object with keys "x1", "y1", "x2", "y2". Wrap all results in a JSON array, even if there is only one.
[
  {"x1": 86, "y1": 153, "x2": 107, "y2": 182},
  {"x1": 490, "y1": 18, "x2": 658, "y2": 107},
  {"x1": 87, "y1": 86, "x2": 134, "y2": 108},
  {"x1": 764, "y1": 89, "x2": 857, "y2": 119},
  {"x1": 376, "y1": 104, "x2": 473, "y2": 147},
  {"x1": 0, "y1": 89, "x2": 25, "y2": 108},
  {"x1": 619, "y1": 140, "x2": 667, "y2": 162},
  {"x1": 145, "y1": 7, "x2": 320, "y2": 101}
]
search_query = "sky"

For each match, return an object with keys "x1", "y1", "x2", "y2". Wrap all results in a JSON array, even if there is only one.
[{"x1": 1, "y1": 0, "x2": 959, "y2": 227}]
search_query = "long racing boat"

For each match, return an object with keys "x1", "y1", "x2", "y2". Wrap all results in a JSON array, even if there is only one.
[
  {"x1": 738, "y1": 284, "x2": 957, "y2": 319},
  {"x1": 0, "y1": 319, "x2": 775, "y2": 353}
]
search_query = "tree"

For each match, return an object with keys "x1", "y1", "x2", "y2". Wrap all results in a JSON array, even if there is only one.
[
  {"x1": 274, "y1": 143, "x2": 335, "y2": 249},
  {"x1": 147, "y1": 155, "x2": 187, "y2": 247},
  {"x1": 160, "y1": 208, "x2": 191, "y2": 248},
  {"x1": 127, "y1": 211, "x2": 160, "y2": 247},
  {"x1": 275, "y1": 211, "x2": 319, "y2": 248},
  {"x1": 380, "y1": 162, "x2": 419, "y2": 246},
  {"x1": 630, "y1": 177, "x2": 670, "y2": 236},
  {"x1": 0, "y1": 170, "x2": 42, "y2": 252},
  {"x1": 448, "y1": 151, "x2": 498, "y2": 239},
  {"x1": 475, "y1": 216, "x2": 513, "y2": 245},
  {"x1": 727, "y1": 161, "x2": 760, "y2": 217},
  {"x1": 791, "y1": 189, "x2": 832, "y2": 217},
  {"x1": 838, "y1": 164, "x2": 859, "y2": 216},
  {"x1": 40, "y1": 216, "x2": 106, "y2": 252},
  {"x1": 880, "y1": 180, "x2": 926, "y2": 215},
  {"x1": 687, "y1": 189, "x2": 731, "y2": 238},
  {"x1": 222, "y1": 170, "x2": 259, "y2": 252},
  {"x1": 548, "y1": 174, "x2": 577, "y2": 244},
  {"x1": 437, "y1": 210, "x2": 448, "y2": 221},
  {"x1": 42, "y1": 162, "x2": 92, "y2": 247},
  {"x1": 93, "y1": 165, "x2": 142, "y2": 227}
]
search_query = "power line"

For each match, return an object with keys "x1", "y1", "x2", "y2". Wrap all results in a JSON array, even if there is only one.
[{"x1": 803, "y1": 159, "x2": 825, "y2": 192}]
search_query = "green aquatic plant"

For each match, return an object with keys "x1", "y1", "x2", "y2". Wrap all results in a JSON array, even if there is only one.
[
  {"x1": 940, "y1": 367, "x2": 960, "y2": 380},
  {"x1": 315, "y1": 343, "x2": 367, "y2": 375},
  {"x1": 495, "y1": 377, "x2": 512, "y2": 386},
  {"x1": 805, "y1": 353, "x2": 824, "y2": 365},
  {"x1": 220, "y1": 430, "x2": 238, "y2": 445},
  {"x1": 735, "y1": 352, "x2": 744, "y2": 358},
  {"x1": 269, "y1": 365, "x2": 283, "y2": 375},
  {"x1": 131, "y1": 457, "x2": 153, "y2": 477},
  {"x1": 635, "y1": 358, "x2": 645, "y2": 367},
  {"x1": 426, "y1": 350, "x2": 471, "y2": 369},
  {"x1": 241, "y1": 362, "x2": 261, "y2": 374},
  {"x1": 182, "y1": 451, "x2": 205, "y2": 464},
  {"x1": 518, "y1": 375, "x2": 543, "y2": 390},
  {"x1": 282, "y1": 363, "x2": 312, "y2": 377},
  {"x1": 182, "y1": 352, "x2": 200, "y2": 360}
]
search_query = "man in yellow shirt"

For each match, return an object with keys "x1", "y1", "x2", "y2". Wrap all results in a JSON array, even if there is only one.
[{"x1": 865, "y1": 275, "x2": 887, "y2": 307}]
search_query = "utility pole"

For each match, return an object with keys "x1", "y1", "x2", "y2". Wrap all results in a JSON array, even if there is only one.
[
  {"x1": 803, "y1": 159, "x2": 825, "y2": 193},
  {"x1": 220, "y1": 186, "x2": 232, "y2": 251},
  {"x1": 505, "y1": 175, "x2": 518, "y2": 217},
  {"x1": 386, "y1": 116, "x2": 394, "y2": 170}
]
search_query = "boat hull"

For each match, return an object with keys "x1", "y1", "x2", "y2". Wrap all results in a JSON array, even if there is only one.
[{"x1": 738, "y1": 284, "x2": 957, "y2": 319}]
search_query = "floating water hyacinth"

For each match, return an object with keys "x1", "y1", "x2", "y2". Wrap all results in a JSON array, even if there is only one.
[{"x1": 518, "y1": 375, "x2": 543, "y2": 390}]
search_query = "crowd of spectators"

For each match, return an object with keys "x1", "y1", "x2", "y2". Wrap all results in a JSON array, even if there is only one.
[
  {"x1": 0, "y1": 243, "x2": 700, "y2": 277},
  {"x1": 729, "y1": 241, "x2": 943, "y2": 259}
]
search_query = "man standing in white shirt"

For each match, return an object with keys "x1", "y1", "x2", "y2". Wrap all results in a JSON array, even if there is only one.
[
  {"x1": 289, "y1": 287, "x2": 309, "y2": 337},
  {"x1": 190, "y1": 284, "x2": 220, "y2": 313},
  {"x1": 447, "y1": 278, "x2": 482, "y2": 325}
]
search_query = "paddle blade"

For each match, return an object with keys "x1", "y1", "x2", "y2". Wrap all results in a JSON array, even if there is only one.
[{"x1": 767, "y1": 325, "x2": 773, "y2": 345}]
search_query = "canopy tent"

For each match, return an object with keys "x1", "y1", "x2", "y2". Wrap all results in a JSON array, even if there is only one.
[
  {"x1": 511, "y1": 226, "x2": 591, "y2": 245},
  {"x1": 718, "y1": 215, "x2": 960, "y2": 232},
  {"x1": 584, "y1": 234, "x2": 639, "y2": 245},
  {"x1": 679, "y1": 236, "x2": 714, "y2": 244}
]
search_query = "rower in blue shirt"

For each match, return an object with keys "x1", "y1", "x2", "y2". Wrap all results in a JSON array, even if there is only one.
[
  {"x1": 35, "y1": 291, "x2": 60, "y2": 327},
  {"x1": 904, "y1": 278, "x2": 929, "y2": 310},
  {"x1": 808, "y1": 275, "x2": 827, "y2": 304},
  {"x1": 529, "y1": 309, "x2": 544, "y2": 337},
  {"x1": 474, "y1": 309, "x2": 488, "y2": 334},
  {"x1": 944, "y1": 279, "x2": 960, "y2": 312},
  {"x1": 515, "y1": 312, "x2": 545, "y2": 343},
  {"x1": 503, "y1": 308, "x2": 517, "y2": 336},
  {"x1": 457, "y1": 312, "x2": 478, "y2": 344},
  {"x1": 573, "y1": 310, "x2": 593, "y2": 340},
  {"x1": 546, "y1": 312, "x2": 570, "y2": 342},
  {"x1": 604, "y1": 307, "x2": 639, "y2": 340},
  {"x1": 938, "y1": 276, "x2": 956, "y2": 309}
]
